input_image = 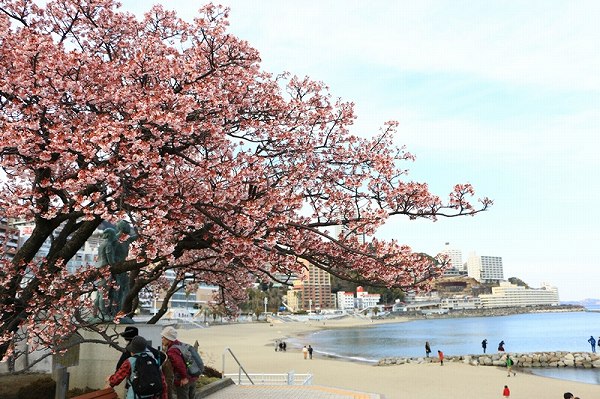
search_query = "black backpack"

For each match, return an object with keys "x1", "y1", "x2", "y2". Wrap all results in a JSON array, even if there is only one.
[{"x1": 129, "y1": 352, "x2": 163, "y2": 398}]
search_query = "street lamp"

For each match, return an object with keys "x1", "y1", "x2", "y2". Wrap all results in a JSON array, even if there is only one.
[{"x1": 263, "y1": 297, "x2": 268, "y2": 314}]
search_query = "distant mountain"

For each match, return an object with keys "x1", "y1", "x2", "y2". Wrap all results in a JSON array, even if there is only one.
[{"x1": 561, "y1": 298, "x2": 600, "y2": 308}]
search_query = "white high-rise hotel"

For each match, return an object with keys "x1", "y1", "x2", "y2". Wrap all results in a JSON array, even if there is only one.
[
  {"x1": 440, "y1": 242, "x2": 464, "y2": 275},
  {"x1": 467, "y1": 252, "x2": 504, "y2": 283}
]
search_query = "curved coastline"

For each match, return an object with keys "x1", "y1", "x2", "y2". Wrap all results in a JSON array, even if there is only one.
[
  {"x1": 285, "y1": 304, "x2": 587, "y2": 354},
  {"x1": 179, "y1": 313, "x2": 600, "y2": 399},
  {"x1": 285, "y1": 307, "x2": 600, "y2": 385},
  {"x1": 389, "y1": 303, "x2": 585, "y2": 320}
]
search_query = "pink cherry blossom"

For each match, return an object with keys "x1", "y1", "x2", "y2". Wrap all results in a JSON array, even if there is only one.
[{"x1": 0, "y1": 0, "x2": 491, "y2": 365}]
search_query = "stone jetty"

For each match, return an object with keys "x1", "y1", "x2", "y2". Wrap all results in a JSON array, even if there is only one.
[{"x1": 377, "y1": 352, "x2": 600, "y2": 368}]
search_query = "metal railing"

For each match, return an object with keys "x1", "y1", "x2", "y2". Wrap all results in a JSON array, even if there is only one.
[
  {"x1": 222, "y1": 347, "x2": 255, "y2": 385},
  {"x1": 222, "y1": 347, "x2": 313, "y2": 386},
  {"x1": 223, "y1": 371, "x2": 313, "y2": 386}
]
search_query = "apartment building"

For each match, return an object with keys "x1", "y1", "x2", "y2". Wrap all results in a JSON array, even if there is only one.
[{"x1": 286, "y1": 259, "x2": 333, "y2": 312}]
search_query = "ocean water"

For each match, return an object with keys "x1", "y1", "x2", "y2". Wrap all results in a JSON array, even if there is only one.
[{"x1": 291, "y1": 311, "x2": 600, "y2": 384}]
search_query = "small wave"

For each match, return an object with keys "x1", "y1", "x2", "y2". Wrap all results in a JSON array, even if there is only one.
[{"x1": 314, "y1": 350, "x2": 378, "y2": 364}]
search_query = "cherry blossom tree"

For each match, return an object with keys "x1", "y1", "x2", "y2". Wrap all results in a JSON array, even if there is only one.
[{"x1": 0, "y1": 0, "x2": 491, "y2": 362}]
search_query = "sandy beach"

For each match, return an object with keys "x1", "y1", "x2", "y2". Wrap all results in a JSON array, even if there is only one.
[{"x1": 178, "y1": 317, "x2": 600, "y2": 399}]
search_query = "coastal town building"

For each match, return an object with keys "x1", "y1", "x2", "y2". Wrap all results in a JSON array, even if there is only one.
[
  {"x1": 10, "y1": 218, "x2": 104, "y2": 273},
  {"x1": 440, "y1": 296, "x2": 481, "y2": 310},
  {"x1": 467, "y1": 253, "x2": 504, "y2": 283},
  {"x1": 355, "y1": 286, "x2": 381, "y2": 309},
  {"x1": 147, "y1": 278, "x2": 219, "y2": 317},
  {"x1": 478, "y1": 281, "x2": 559, "y2": 308},
  {"x1": 336, "y1": 291, "x2": 356, "y2": 310},
  {"x1": 334, "y1": 223, "x2": 366, "y2": 245},
  {"x1": 440, "y1": 242, "x2": 466, "y2": 276},
  {"x1": 335, "y1": 287, "x2": 382, "y2": 311},
  {"x1": 285, "y1": 259, "x2": 333, "y2": 312}
]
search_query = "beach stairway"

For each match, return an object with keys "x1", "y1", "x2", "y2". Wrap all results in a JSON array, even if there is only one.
[{"x1": 212, "y1": 348, "x2": 384, "y2": 398}]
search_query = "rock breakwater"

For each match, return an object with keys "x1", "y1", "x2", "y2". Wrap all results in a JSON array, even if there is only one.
[{"x1": 377, "y1": 352, "x2": 600, "y2": 368}]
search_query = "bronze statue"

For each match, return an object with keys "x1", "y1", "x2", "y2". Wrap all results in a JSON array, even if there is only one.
[
  {"x1": 94, "y1": 221, "x2": 137, "y2": 320},
  {"x1": 114, "y1": 220, "x2": 137, "y2": 313}
]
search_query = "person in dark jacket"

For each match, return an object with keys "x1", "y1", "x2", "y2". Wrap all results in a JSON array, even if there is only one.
[
  {"x1": 114, "y1": 326, "x2": 167, "y2": 398},
  {"x1": 588, "y1": 335, "x2": 596, "y2": 353},
  {"x1": 481, "y1": 339, "x2": 487, "y2": 353},
  {"x1": 161, "y1": 326, "x2": 198, "y2": 399},
  {"x1": 107, "y1": 336, "x2": 167, "y2": 399},
  {"x1": 116, "y1": 326, "x2": 165, "y2": 371}
]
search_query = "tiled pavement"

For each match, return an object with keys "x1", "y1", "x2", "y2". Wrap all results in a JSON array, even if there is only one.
[{"x1": 200, "y1": 383, "x2": 383, "y2": 399}]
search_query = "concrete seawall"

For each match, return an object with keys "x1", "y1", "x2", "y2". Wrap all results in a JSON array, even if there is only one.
[{"x1": 378, "y1": 352, "x2": 600, "y2": 368}]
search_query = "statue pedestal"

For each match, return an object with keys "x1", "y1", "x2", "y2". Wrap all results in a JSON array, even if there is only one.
[{"x1": 68, "y1": 323, "x2": 169, "y2": 393}]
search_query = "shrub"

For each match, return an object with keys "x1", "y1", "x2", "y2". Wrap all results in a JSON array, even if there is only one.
[
  {"x1": 203, "y1": 365, "x2": 222, "y2": 378},
  {"x1": 17, "y1": 376, "x2": 55, "y2": 399},
  {"x1": 196, "y1": 375, "x2": 220, "y2": 388}
]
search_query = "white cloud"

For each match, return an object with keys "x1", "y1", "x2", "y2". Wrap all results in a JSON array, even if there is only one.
[{"x1": 215, "y1": 1, "x2": 600, "y2": 91}]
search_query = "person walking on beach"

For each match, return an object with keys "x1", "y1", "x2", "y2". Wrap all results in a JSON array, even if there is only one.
[
  {"x1": 481, "y1": 339, "x2": 487, "y2": 353},
  {"x1": 498, "y1": 340, "x2": 505, "y2": 352},
  {"x1": 588, "y1": 335, "x2": 596, "y2": 353},
  {"x1": 506, "y1": 354, "x2": 516, "y2": 377},
  {"x1": 503, "y1": 385, "x2": 510, "y2": 398},
  {"x1": 302, "y1": 345, "x2": 308, "y2": 359},
  {"x1": 425, "y1": 341, "x2": 431, "y2": 357},
  {"x1": 437, "y1": 350, "x2": 444, "y2": 366},
  {"x1": 308, "y1": 345, "x2": 313, "y2": 359}
]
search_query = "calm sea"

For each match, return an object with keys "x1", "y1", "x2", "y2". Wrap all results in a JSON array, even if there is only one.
[{"x1": 292, "y1": 311, "x2": 600, "y2": 385}]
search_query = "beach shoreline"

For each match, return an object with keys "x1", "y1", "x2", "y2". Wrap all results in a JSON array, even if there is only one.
[{"x1": 177, "y1": 317, "x2": 600, "y2": 399}]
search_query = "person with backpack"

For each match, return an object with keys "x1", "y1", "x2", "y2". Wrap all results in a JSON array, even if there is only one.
[
  {"x1": 107, "y1": 336, "x2": 166, "y2": 399},
  {"x1": 114, "y1": 327, "x2": 167, "y2": 398},
  {"x1": 161, "y1": 326, "x2": 199, "y2": 399},
  {"x1": 506, "y1": 354, "x2": 516, "y2": 377},
  {"x1": 116, "y1": 327, "x2": 166, "y2": 371}
]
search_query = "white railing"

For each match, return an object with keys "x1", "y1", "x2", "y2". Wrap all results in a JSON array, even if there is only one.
[{"x1": 223, "y1": 371, "x2": 313, "y2": 386}]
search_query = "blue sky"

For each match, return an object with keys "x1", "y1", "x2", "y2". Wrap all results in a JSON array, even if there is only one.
[{"x1": 120, "y1": 1, "x2": 600, "y2": 301}]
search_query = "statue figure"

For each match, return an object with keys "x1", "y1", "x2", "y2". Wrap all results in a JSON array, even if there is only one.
[
  {"x1": 113, "y1": 220, "x2": 137, "y2": 313},
  {"x1": 94, "y1": 221, "x2": 137, "y2": 320},
  {"x1": 94, "y1": 228, "x2": 119, "y2": 319}
]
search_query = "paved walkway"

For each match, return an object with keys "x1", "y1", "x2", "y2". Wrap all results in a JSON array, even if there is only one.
[{"x1": 202, "y1": 384, "x2": 383, "y2": 399}]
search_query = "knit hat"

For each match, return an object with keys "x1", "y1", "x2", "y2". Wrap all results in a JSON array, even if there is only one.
[
  {"x1": 161, "y1": 326, "x2": 178, "y2": 341},
  {"x1": 120, "y1": 326, "x2": 139, "y2": 341},
  {"x1": 126, "y1": 336, "x2": 147, "y2": 354}
]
